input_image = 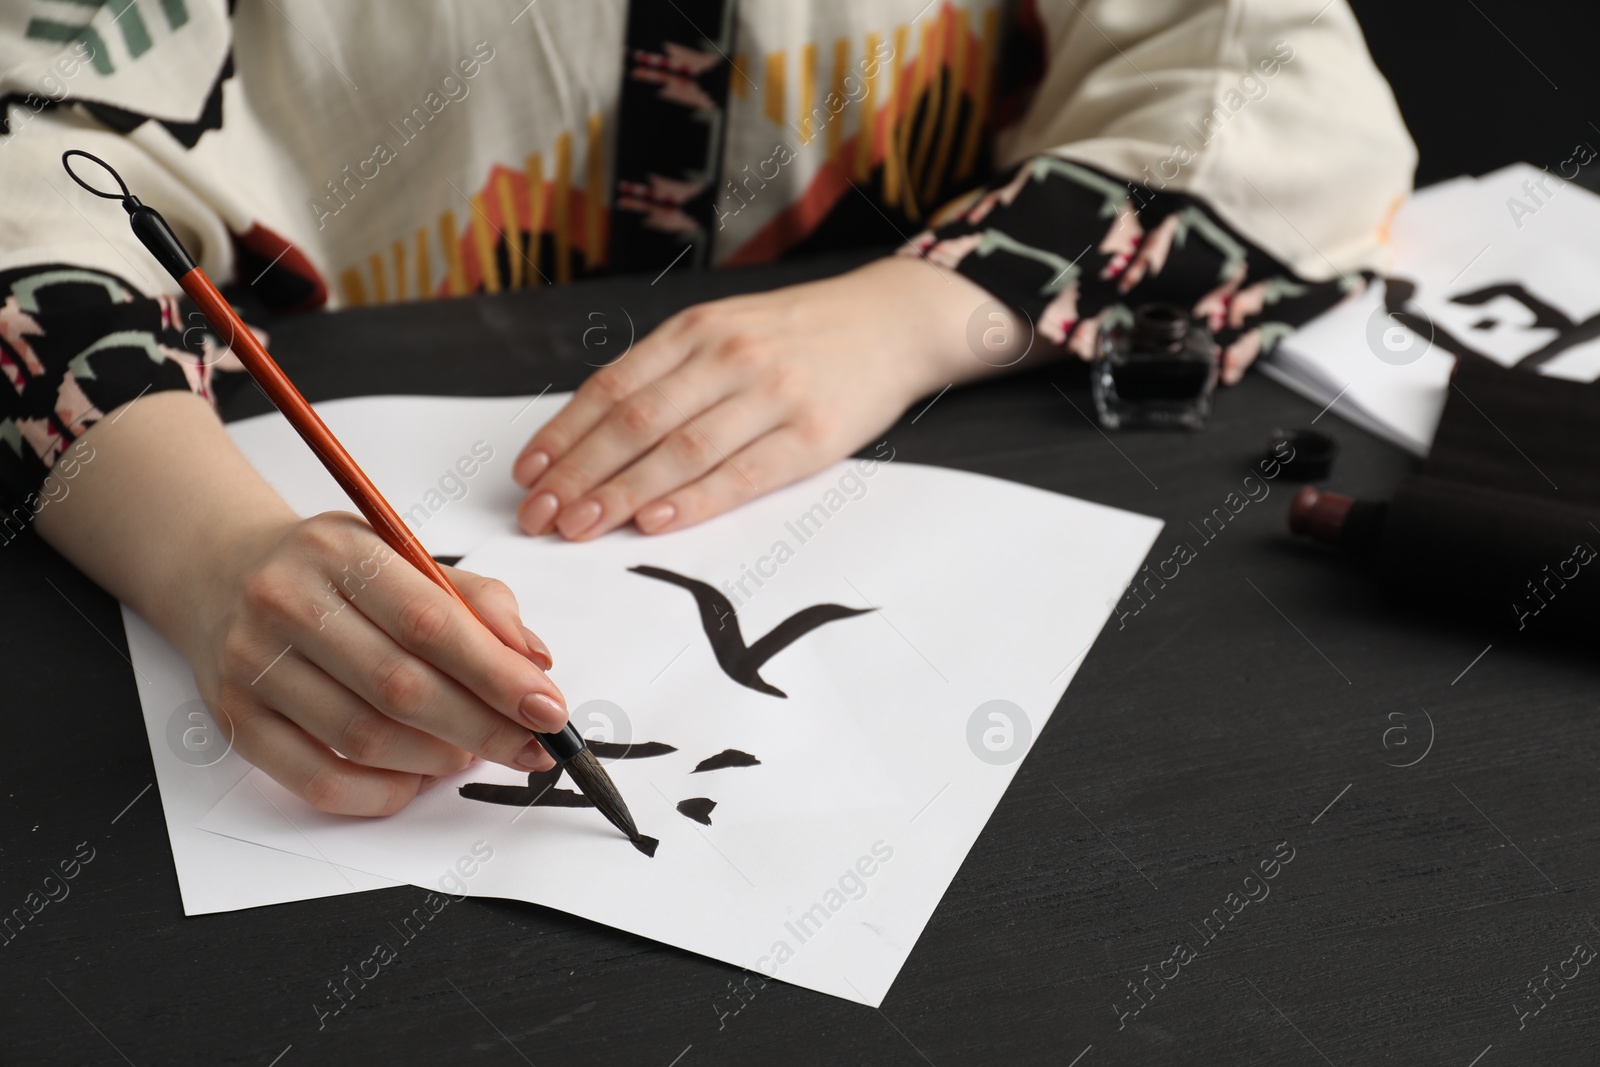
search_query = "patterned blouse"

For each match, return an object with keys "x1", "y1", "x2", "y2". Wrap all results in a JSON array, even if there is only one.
[{"x1": 0, "y1": 0, "x2": 1413, "y2": 515}]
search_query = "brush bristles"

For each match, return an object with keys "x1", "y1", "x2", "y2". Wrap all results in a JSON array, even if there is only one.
[{"x1": 564, "y1": 748, "x2": 639, "y2": 840}]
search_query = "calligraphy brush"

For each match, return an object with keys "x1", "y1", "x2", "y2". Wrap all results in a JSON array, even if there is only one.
[{"x1": 61, "y1": 150, "x2": 644, "y2": 848}]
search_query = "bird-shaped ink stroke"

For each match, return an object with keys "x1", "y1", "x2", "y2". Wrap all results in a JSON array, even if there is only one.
[{"x1": 629, "y1": 565, "x2": 874, "y2": 698}]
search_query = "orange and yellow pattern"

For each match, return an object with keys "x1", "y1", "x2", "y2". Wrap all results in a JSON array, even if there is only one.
[
  {"x1": 725, "y1": 3, "x2": 1001, "y2": 265},
  {"x1": 337, "y1": 3, "x2": 1004, "y2": 306},
  {"x1": 338, "y1": 113, "x2": 611, "y2": 309}
]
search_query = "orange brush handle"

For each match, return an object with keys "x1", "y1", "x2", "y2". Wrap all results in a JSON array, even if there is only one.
[{"x1": 178, "y1": 268, "x2": 487, "y2": 627}]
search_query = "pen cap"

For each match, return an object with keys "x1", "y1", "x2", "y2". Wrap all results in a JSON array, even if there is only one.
[
  {"x1": 1289, "y1": 486, "x2": 1351, "y2": 544},
  {"x1": 1288, "y1": 486, "x2": 1387, "y2": 558}
]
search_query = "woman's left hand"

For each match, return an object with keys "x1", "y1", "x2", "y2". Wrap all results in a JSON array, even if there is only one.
[{"x1": 512, "y1": 256, "x2": 1000, "y2": 539}]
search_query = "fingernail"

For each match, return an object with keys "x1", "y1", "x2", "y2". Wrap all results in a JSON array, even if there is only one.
[
  {"x1": 636, "y1": 501, "x2": 676, "y2": 534},
  {"x1": 521, "y1": 626, "x2": 553, "y2": 670},
  {"x1": 514, "y1": 738, "x2": 556, "y2": 772},
  {"x1": 556, "y1": 500, "x2": 603, "y2": 540},
  {"x1": 519, "y1": 691, "x2": 567, "y2": 731},
  {"x1": 514, "y1": 450, "x2": 550, "y2": 487},
  {"x1": 521, "y1": 491, "x2": 560, "y2": 535}
]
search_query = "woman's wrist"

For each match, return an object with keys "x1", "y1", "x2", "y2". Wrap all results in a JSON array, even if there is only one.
[
  {"x1": 171, "y1": 510, "x2": 298, "y2": 664},
  {"x1": 847, "y1": 255, "x2": 1052, "y2": 401}
]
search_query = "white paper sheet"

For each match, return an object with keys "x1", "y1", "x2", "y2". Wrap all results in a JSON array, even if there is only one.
[
  {"x1": 1442, "y1": 166, "x2": 1600, "y2": 384},
  {"x1": 1267, "y1": 164, "x2": 1600, "y2": 454},
  {"x1": 226, "y1": 393, "x2": 567, "y2": 556},
  {"x1": 123, "y1": 606, "x2": 400, "y2": 914},
  {"x1": 196, "y1": 460, "x2": 1163, "y2": 1005}
]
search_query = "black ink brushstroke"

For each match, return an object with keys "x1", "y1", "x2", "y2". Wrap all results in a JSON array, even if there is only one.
[
  {"x1": 692, "y1": 749, "x2": 761, "y2": 773},
  {"x1": 1386, "y1": 277, "x2": 1600, "y2": 373},
  {"x1": 586, "y1": 740, "x2": 678, "y2": 760},
  {"x1": 676, "y1": 798, "x2": 717, "y2": 825},
  {"x1": 458, "y1": 741, "x2": 677, "y2": 857},
  {"x1": 457, "y1": 735, "x2": 677, "y2": 810},
  {"x1": 459, "y1": 772, "x2": 659, "y2": 857},
  {"x1": 458, "y1": 741, "x2": 675, "y2": 810},
  {"x1": 459, "y1": 767, "x2": 590, "y2": 808},
  {"x1": 628, "y1": 565, "x2": 874, "y2": 697}
]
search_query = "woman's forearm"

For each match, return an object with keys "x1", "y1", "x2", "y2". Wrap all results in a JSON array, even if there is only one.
[{"x1": 33, "y1": 390, "x2": 297, "y2": 662}]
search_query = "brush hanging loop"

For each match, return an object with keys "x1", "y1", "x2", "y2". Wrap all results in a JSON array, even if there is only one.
[
  {"x1": 60, "y1": 147, "x2": 198, "y2": 279},
  {"x1": 61, "y1": 150, "x2": 134, "y2": 204}
]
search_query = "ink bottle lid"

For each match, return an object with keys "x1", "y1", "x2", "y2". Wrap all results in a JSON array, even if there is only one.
[{"x1": 1267, "y1": 428, "x2": 1339, "y2": 482}]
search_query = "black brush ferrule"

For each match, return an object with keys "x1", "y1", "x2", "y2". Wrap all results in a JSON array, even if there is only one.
[{"x1": 536, "y1": 723, "x2": 587, "y2": 763}]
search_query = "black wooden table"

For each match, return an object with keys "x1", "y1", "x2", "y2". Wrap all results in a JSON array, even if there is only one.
[{"x1": 3, "y1": 251, "x2": 1595, "y2": 1066}]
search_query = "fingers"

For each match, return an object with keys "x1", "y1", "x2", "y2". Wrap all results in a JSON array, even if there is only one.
[
  {"x1": 443, "y1": 565, "x2": 551, "y2": 671},
  {"x1": 225, "y1": 694, "x2": 425, "y2": 817},
  {"x1": 256, "y1": 651, "x2": 474, "y2": 777},
  {"x1": 512, "y1": 317, "x2": 699, "y2": 486},
  {"x1": 353, "y1": 557, "x2": 566, "y2": 724},
  {"x1": 550, "y1": 392, "x2": 782, "y2": 540},
  {"x1": 517, "y1": 323, "x2": 767, "y2": 535},
  {"x1": 211, "y1": 513, "x2": 566, "y2": 817},
  {"x1": 519, "y1": 366, "x2": 742, "y2": 536},
  {"x1": 638, "y1": 426, "x2": 823, "y2": 534},
  {"x1": 1220, "y1": 333, "x2": 1264, "y2": 386},
  {"x1": 295, "y1": 568, "x2": 562, "y2": 774}
]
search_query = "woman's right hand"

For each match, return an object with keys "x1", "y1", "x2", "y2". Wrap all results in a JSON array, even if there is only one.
[{"x1": 188, "y1": 511, "x2": 568, "y2": 816}]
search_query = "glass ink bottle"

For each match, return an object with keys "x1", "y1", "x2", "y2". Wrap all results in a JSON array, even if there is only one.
[{"x1": 1092, "y1": 303, "x2": 1219, "y2": 431}]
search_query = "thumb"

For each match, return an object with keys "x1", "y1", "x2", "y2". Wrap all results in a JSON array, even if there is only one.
[{"x1": 440, "y1": 565, "x2": 554, "y2": 671}]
